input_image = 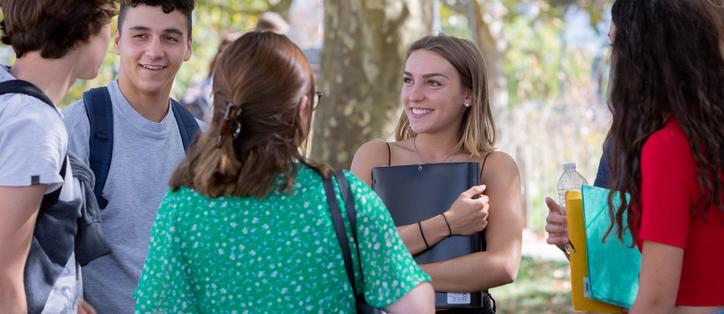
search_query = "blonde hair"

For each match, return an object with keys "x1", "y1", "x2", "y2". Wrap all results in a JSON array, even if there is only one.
[{"x1": 395, "y1": 35, "x2": 496, "y2": 157}]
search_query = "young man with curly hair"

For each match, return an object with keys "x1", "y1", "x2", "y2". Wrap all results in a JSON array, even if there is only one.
[
  {"x1": 0, "y1": 0, "x2": 116, "y2": 312},
  {"x1": 62, "y1": 1, "x2": 200, "y2": 312}
]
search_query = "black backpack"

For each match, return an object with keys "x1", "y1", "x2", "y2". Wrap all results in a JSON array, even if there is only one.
[{"x1": 81, "y1": 87, "x2": 200, "y2": 208}]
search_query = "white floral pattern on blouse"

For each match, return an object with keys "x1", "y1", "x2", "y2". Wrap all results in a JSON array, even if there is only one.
[{"x1": 134, "y1": 166, "x2": 430, "y2": 313}]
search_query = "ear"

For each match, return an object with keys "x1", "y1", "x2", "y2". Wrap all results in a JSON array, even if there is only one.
[
  {"x1": 298, "y1": 95, "x2": 310, "y2": 120},
  {"x1": 462, "y1": 89, "x2": 473, "y2": 107},
  {"x1": 114, "y1": 30, "x2": 121, "y2": 55},
  {"x1": 184, "y1": 38, "x2": 192, "y2": 61},
  {"x1": 298, "y1": 95, "x2": 311, "y2": 134},
  {"x1": 464, "y1": 88, "x2": 473, "y2": 102}
]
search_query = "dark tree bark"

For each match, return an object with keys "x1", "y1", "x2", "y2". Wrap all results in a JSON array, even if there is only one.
[{"x1": 310, "y1": 0, "x2": 432, "y2": 168}]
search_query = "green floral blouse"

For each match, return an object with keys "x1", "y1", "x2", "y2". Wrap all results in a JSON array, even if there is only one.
[{"x1": 134, "y1": 166, "x2": 430, "y2": 313}]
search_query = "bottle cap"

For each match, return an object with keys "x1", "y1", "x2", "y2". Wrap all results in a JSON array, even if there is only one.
[{"x1": 562, "y1": 162, "x2": 576, "y2": 170}]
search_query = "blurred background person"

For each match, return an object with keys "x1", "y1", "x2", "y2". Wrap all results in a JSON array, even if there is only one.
[{"x1": 181, "y1": 31, "x2": 240, "y2": 123}]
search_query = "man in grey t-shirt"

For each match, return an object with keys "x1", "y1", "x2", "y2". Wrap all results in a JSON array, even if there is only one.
[{"x1": 63, "y1": 1, "x2": 200, "y2": 313}]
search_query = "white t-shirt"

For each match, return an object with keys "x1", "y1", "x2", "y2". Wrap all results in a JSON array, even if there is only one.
[{"x1": 0, "y1": 66, "x2": 82, "y2": 313}]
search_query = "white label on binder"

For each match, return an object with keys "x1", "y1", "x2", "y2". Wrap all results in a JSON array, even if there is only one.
[{"x1": 447, "y1": 293, "x2": 471, "y2": 304}]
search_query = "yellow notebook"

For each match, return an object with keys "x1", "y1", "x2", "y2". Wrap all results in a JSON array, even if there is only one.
[{"x1": 566, "y1": 191, "x2": 625, "y2": 313}]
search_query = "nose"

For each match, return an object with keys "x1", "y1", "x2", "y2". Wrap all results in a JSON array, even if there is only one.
[
  {"x1": 144, "y1": 37, "x2": 163, "y2": 58},
  {"x1": 405, "y1": 82, "x2": 425, "y2": 103}
]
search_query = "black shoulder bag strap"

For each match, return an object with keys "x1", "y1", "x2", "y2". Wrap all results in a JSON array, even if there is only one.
[{"x1": 322, "y1": 170, "x2": 380, "y2": 313}]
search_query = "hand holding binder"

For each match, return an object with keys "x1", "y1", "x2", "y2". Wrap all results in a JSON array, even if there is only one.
[{"x1": 445, "y1": 184, "x2": 489, "y2": 236}]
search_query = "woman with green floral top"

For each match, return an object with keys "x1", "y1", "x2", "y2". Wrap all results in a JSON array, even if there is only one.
[{"x1": 133, "y1": 31, "x2": 434, "y2": 313}]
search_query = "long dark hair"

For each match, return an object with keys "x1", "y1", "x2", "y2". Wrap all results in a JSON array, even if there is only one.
[
  {"x1": 170, "y1": 32, "x2": 330, "y2": 198},
  {"x1": 606, "y1": 0, "x2": 724, "y2": 240}
]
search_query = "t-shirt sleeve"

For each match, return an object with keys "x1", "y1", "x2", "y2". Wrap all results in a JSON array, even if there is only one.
[
  {"x1": 0, "y1": 95, "x2": 65, "y2": 191},
  {"x1": 638, "y1": 126, "x2": 696, "y2": 249},
  {"x1": 343, "y1": 171, "x2": 431, "y2": 308},
  {"x1": 134, "y1": 191, "x2": 199, "y2": 313}
]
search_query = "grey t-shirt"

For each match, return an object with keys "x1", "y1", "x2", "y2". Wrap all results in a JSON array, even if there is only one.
[
  {"x1": 63, "y1": 80, "x2": 202, "y2": 314},
  {"x1": 0, "y1": 66, "x2": 82, "y2": 313}
]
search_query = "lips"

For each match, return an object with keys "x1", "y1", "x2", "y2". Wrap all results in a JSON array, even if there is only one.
[
  {"x1": 410, "y1": 107, "x2": 434, "y2": 118},
  {"x1": 139, "y1": 64, "x2": 167, "y2": 71}
]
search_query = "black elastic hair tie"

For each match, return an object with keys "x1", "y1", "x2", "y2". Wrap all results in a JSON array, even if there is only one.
[{"x1": 418, "y1": 221, "x2": 430, "y2": 249}]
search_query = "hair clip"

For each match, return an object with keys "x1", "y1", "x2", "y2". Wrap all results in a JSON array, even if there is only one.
[
  {"x1": 232, "y1": 107, "x2": 243, "y2": 140},
  {"x1": 217, "y1": 102, "x2": 242, "y2": 147}
]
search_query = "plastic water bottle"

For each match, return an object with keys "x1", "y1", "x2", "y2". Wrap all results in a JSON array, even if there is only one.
[{"x1": 557, "y1": 162, "x2": 589, "y2": 215}]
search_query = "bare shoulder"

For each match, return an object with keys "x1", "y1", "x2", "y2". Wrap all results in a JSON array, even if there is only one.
[
  {"x1": 351, "y1": 140, "x2": 391, "y2": 185},
  {"x1": 353, "y1": 140, "x2": 391, "y2": 167},
  {"x1": 479, "y1": 151, "x2": 520, "y2": 182}
]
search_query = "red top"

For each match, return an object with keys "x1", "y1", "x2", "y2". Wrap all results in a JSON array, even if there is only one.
[{"x1": 637, "y1": 117, "x2": 724, "y2": 306}]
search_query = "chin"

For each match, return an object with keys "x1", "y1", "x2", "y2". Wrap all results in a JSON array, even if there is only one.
[
  {"x1": 77, "y1": 70, "x2": 100, "y2": 81},
  {"x1": 408, "y1": 125, "x2": 426, "y2": 134}
]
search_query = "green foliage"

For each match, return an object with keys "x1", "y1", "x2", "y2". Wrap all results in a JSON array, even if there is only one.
[
  {"x1": 492, "y1": 256, "x2": 574, "y2": 313},
  {"x1": 439, "y1": 5, "x2": 472, "y2": 39}
]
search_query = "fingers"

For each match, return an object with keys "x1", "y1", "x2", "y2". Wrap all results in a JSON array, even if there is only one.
[
  {"x1": 545, "y1": 220, "x2": 566, "y2": 234},
  {"x1": 545, "y1": 196, "x2": 562, "y2": 214},
  {"x1": 78, "y1": 299, "x2": 96, "y2": 314},
  {"x1": 546, "y1": 210, "x2": 566, "y2": 225},
  {"x1": 546, "y1": 236, "x2": 568, "y2": 247},
  {"x1": 461, "y1": 184, "x2": 486, "y2": 199}
]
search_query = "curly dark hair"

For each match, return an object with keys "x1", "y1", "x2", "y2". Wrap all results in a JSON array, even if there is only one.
[
  {"x1": 118, "y1": 0, "x2": 194, "y2": 38},
  {"x1": 1, "y1": 0, "x2": 116, "y2": 59},
  {"x1": 606, "y1": 0, "x2": 724, "y2": 240}
]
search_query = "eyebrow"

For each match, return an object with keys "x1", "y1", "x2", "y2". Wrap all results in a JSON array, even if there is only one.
[
  {"x1": 128, "y1": 26, "x2": 184, "y2": 37},
  {"x1": 403, "y1": 71, "x2": 450, "y2": 79}
]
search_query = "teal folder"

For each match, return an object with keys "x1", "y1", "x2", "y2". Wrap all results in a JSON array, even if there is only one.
[{"x1": 581, "y1": 185, "x2": 641, "y2": 308}]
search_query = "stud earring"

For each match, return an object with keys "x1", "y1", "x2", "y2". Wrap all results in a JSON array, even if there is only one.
[{"x1": 464, "y1": 102, "x2": 471, "y2": 107}]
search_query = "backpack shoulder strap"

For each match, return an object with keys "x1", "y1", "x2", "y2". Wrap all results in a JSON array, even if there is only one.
[
  {"x1": 170, "y1": 98, "x2": 200, "y2": 152},
  {"x1": 0, "y1": 79, "x2": 54, "y2": 107},
  {"x1": 82, "y1": 87, "x2": 113, "y2": 209}
]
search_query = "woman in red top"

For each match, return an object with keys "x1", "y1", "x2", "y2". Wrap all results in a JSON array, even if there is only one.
[{"x1": 605, "y1": 0, "x2": 724, "y2": 313}]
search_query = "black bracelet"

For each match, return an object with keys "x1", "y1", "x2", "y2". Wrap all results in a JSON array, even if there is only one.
[
  {"x1": 418, "y1": 221, "x2": 430, "y2": 249},
  {"x1": 441, "y1": 212, "x2": 453, "y2": 237}
]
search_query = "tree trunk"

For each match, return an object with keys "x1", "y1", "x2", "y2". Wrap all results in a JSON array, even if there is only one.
[
  {"x1": 268, "y1": 0, "x2": 294, "y2": 16},
  {"x1": 469, "y1": 1, "x2": 531, "y2": 225},
  {"x1": 311, "y1": 0, "x2": 432, "y2": 169}
]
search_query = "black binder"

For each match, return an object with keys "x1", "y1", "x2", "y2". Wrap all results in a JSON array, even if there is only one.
[{"x1": 371, "y1": 162, "x2": 487, "y2": 309}]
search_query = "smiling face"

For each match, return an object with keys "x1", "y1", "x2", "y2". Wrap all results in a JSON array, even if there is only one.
[
  {"x1": 115, "y1": 4, "x2": 192, "y2": 97},
  {"x1": 401, "y1": 49, "x2": 470, "y2": 135}
]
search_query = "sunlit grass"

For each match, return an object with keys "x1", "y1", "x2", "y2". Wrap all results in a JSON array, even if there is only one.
[{"x1": 491, "y1": 256, "x2": 574, "y2": 314}]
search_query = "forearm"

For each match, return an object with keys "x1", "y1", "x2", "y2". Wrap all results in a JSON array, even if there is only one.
[
  {"x1": 0, "y1": 272, "x2": 27, "y2": 314},
  {"x1": 629, "y1": 241, "x2": 682, "y2": 314},
  {"x1": 385, "y1": 282, "x2": 435, "y2": 314},
  {"x1": 0, "y1": 186, "x2": 44, "y2": 314},
  {"x1": 629, "y1": 302, "x2": 674, "y2": 314},
  {"x1": 397, "y1": 214, "x2": 450, "y2": 255},
  {"x1": 421, "y1": 251, "x2": 517, "y2": 291}
]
